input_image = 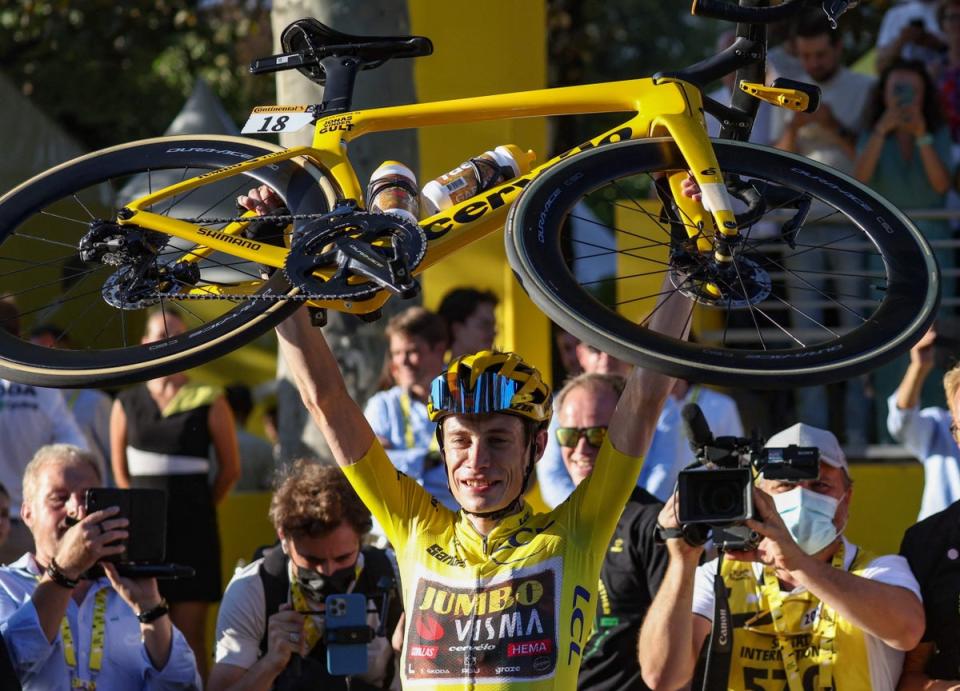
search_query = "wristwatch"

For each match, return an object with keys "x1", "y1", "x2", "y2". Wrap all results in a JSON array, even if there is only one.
[
  {"x1": 136, "y1": 599, "x2": 170, "y2": 624},
  {"x1": 46, "y1": 558, "x2": 79, "y2": 589}
]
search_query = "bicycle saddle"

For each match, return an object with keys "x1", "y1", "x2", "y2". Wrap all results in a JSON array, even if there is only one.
[{"x1": 280, "y1": 18, "x2": 433, "y2": 83}]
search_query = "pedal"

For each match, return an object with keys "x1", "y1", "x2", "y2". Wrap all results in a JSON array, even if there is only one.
[
  {"x1": 739, "y1": 78, "x2": 820, "y2": 113},
  {"x1": 308, "y1": 306, "x2": 327, "y2": 327}
]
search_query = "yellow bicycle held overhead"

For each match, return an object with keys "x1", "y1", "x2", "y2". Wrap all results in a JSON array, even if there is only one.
[{"x1": 0, "y1": 0, "x2": 938, "y2": 389}]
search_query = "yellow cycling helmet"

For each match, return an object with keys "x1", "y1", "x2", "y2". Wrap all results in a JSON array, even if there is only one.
[{"x1": 427, "y1": 350, "x2": 552, "y2": 424}]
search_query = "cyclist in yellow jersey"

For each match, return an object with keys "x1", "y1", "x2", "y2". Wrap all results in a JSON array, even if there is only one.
[
  {"x1": 274, "y1": 284, "x2": 689, "y2": 690},
  {"x1": 638, "y1": 423, "x2": 925, "y2": 691}
]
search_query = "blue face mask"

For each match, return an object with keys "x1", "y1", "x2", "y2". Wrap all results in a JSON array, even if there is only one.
[{"x1": 772, "y1": 486, "x2": 843, "y2": 555}]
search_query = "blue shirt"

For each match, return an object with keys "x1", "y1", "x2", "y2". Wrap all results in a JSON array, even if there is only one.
[
  {"x1": 363, "y1": 385, "x2": 456, "y2": 510},
  {"x1": 0, "y1": 554, "x2": 200, "y2": 691},
  {"x1": 887, "y1": 392, "x2": 960, "y2": 521}
]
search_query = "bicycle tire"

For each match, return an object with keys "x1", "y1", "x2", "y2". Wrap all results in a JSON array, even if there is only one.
[
  {"x1": 0, "y1": 135, "x2": 337, "y2": 387},
  {"x1": 505, "y1": 138, "x2": 939, "y2": 388}
]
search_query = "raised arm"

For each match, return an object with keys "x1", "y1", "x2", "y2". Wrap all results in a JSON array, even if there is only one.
[
  {"x1": 607, "y1": 285, "x2": 692, "y2": 457},
  {"x1": 896, "y1": 327, "x2": 936, "y2": 411},
  {"x1": 275, "y1": 307, "x2": 375, "y2": 467}
]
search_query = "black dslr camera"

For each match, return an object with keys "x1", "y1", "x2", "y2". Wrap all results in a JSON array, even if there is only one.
[{"x1": 676, "y1": 404, "x2": 819, "y2": 551}]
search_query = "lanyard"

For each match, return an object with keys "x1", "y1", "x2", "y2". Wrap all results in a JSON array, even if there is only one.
[
  {"x1": 289, "y1": 580, "x2": 323, "y2": 652},
  {"x1": 759, "y1": 543, "x2": 844, "y2": 691},
  {"x1": 60, "y1": 588, "x2": 108, "y2": 691},
  {"x1": 399, "y1": 391, "x2": 438, "y2": 452}
]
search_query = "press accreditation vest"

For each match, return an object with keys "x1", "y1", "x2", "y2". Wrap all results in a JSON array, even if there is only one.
[{"x1": 719, "y1": 546, "x2": 877, "y2": 691}]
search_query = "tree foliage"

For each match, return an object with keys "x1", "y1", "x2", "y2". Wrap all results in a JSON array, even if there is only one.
[{"x1": 0, "y1": 0, "x2": 275, "y2": 150}]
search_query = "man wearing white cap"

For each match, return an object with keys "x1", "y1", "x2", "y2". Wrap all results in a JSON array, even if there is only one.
[{"x1": 638, "y1": 423, "x2": 925, "y2": 691}]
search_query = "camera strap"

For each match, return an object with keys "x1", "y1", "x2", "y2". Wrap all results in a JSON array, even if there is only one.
[
  {"x1": 759, "y1": 543, "x2": 844, "y2": 691},
  {"x1": 699, "y1": 563, "x2": 734, "y2": 691}
]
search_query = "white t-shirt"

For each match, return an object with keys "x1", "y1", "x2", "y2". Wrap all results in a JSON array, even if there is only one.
[
  {"x1": 215, "y1": 552, "x2": 400, "y2": 689},
  {"x1": 691, "y1": 538, "x2": 922, "y2": 691},
  {"x1": 770, "y1": 67, "x2": 875, "y2": 174}
]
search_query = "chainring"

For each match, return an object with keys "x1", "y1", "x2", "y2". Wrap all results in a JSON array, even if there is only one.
[{"x1": 283, "y1": 209, "x2": 427, "y2": 301}]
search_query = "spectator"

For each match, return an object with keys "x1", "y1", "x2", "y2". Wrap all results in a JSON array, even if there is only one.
[
  {"x1": 775, "y1": 11, "x2": 874, "y2": 173},
  {"x1": 771, "y1": 11, "x2": 876, "y2": 446},
  {"x1": 362, "y1": 306, "x2": 455, "y2": 510},
  {"x1": 538, "y1": 371, "x2": 742, "y2": 507},
  {"x1": 899, "y1": 489, "x2": 960, "y2": 688},
  {"x1": 437, "y1": 287, "x2": 498, "y2": 360},
  {"x1": 855, "y1": 59, "x2": 953, "y2": 440},
  {"x1": 888, "y1": 326, "x2": 960, "y2": 520},
  {"x1": 110, "y1": 307, "x2": 240, "y2": 680},
  {"x1": 208, "y1": 460, "x2": 402, "y2": 691},
  {"x1": 638, "y1": 423, "x2": 925, "y2": 690},
  {"x1": 0, "y1": 444, "x2": 200, "y2": 689},
  {"x1": 0, "y1": 298, "x2": 87, "y2": 566},
  {"x1": 29, "y1": 324, "x2": 112, "y2": 482},
  {"x1": 854, "y1": 59, "x2": 952, "y2": 225},
  {"x1": 556, "y1": 373, "x2": 668, "y2": 691},
  {"x1": 537, "y1": 342, "x2": 632, "y2": 507},
  {"x1": 876, "y1": 0, "x2": 946, "y2": 73},
  {"x1": 224, "y1": 384, "x2": 276, "y2": 492},
  {"x1": 0, "y1": 483, "x2": 10, "y2": 551}
]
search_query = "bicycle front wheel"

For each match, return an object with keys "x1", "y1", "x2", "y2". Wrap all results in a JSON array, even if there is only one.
[
  {"x1": 506, "y1": 138, "x2": 939, "y2": 387},
  {"x1": 0, "y1": 135, "x2": 336, "y2": 387}
]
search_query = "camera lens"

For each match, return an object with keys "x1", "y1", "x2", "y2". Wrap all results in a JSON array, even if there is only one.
[{"x1": 700, "y1": 479, "x2": 742, "y2": 517}]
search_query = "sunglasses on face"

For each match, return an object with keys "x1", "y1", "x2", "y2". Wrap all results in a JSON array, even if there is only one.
[{"x1": 555, "y1": 426, "x2": 608, "y2": 448}]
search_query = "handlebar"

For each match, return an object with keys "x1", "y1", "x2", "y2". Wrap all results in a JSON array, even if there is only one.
[{"x1": 691, "y1": 0, "x2": 857, "y2": 28}]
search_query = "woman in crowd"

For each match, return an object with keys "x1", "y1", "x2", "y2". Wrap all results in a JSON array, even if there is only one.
[
  {"x1": 110, "y1": 307, "x2": 240, "y2": 680},
  {"x1": 854, "y1": 58, "x2": 954, "y2": 440}
]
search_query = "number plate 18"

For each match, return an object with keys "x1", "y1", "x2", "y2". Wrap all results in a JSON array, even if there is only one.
[{"x1": 241, "y1": 106, "x2": 315, "y2": 134}]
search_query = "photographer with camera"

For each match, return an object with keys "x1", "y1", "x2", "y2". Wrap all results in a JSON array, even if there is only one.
[
  {"x1": 0, "y1": 444, "x2": 201, "y2": 690},
  {"x1": 207, "y1": 459, "x2": 402, "y2": 691},
  {"x1": 638, "y1": 422, "x2": 925, "y2": 690}
]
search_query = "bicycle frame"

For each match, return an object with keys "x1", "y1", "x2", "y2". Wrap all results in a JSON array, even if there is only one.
[{"x1": 118, "y1": 75, "x2": 739, "y2": 314}]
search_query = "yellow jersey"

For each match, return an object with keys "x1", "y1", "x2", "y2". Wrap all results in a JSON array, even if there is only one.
[{"x1": 342, "y1": 437, "x2": 643, "y2": 689}]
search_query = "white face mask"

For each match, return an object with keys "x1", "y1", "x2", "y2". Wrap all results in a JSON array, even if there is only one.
[{"x1": 772, "y1": 486, "x2": 843, "y2": 555}]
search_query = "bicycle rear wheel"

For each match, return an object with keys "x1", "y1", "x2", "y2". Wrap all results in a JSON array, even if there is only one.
[
  {"x1": 506, "y1": 138, "x2": 939, "y2": 387},
  {"x1": 0, "y1": 135, "x2": 336, "y2": 387}
]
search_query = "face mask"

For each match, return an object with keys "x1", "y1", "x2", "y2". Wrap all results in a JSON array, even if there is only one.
[
  {"x1": 771, "y1": 486, "x2": 842, "y2": 555},
  {"x1": 295, "y1": 563, "x2": 356, "y2": 600}
]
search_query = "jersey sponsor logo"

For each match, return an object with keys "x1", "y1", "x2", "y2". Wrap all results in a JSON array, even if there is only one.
[
  {"x1": 426, "y1": 543, "x2": 465, "y2": 568},
  {"x1": 489, "y1": 518, "x2": 555, "y2": 566},
  {"x1": 403, "y1": 563, "x2": 559, "y2": 683},
  {"x1": 566, "y1": 584, "x2": 591, "y2": 665},
  {"x1": 414, "y1": 614, "x2": 445, "y2": 641},
  {"x1": 409, "y1": 645, "x2": 438, "y2": 658}
]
